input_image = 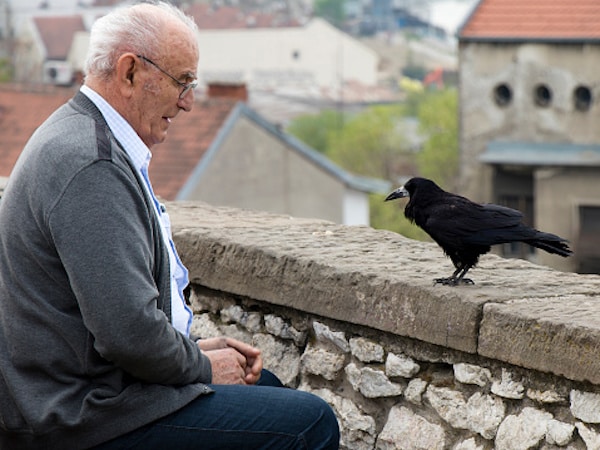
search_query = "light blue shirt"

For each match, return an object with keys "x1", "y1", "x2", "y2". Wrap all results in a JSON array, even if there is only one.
[{"x1": 80, "y1": 85, "x2": 192, "y2": 336}]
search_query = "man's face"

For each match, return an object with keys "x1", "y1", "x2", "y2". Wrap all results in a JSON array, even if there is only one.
[{"x1": 129, "y1": 28, "x2": 198, "y2": 148}]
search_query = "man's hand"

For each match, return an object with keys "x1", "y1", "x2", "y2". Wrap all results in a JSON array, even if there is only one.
[{"x1": 198, "y1": 337, "x2": 263, "y2": 385}]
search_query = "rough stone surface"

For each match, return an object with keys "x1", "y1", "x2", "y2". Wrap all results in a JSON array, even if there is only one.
[
  {"x1": 454, "y1": 363, "x2": 491, "y2": 387},
  {"x1": 386, "y1": 352, "x2": 420, "y2": 378},
  {"x1": 172, "y1": 202, "x2": 494, "y2": 354},
  {"x1": 313, "y1": 321, "x2": 350, "y2": 352},
  {"x1": 491, "y1": 368, "x2": 525, "y2": 399},
  {"x1": 404, "y1": 378, "x2": 428, "y2": 405},
  {"x1": 301, "y1": 344, "x2": 346, "y2": 381},
  {"x1": 190, "y1": 313, "x2": 220, "y2": 338},
  {"x1": 479, "y1": 295, "x2": 600, "y2": 385},
  {"x1": 377, "y1": 406, "x2": 446, "y2": 450},
  {"x1": 264, "y1": 314, "x2": 307, "y2": 346},
  {"x1": 495, "y1": 407, "x2": 553, "y2": 450},
  {"x1": 167, "y1": 201, "x2": 600, "y2": 449},
  {"x1": 576, "y1": 422, "x2": 600, "y2": 449},
  {"x1": 171, "y1": 201, "x2": 600, "y2": 384},
  {"x1": 527, "y1": 388, "x2": 566, "y2": 404},
  {"x1": 221, "y1": 305, "x2": 262, "y2": 332},
  {"x1": 252, "y1": 333, "x2": 300, "y2": 386},
  {"x1": 570, "y1": 390, "x2": 600, "y2": 424},
  {"x1": 345, "y1": 363, "x2": 404, "y2": 398},
  {"x1": 349, "y1": 337, "x2": 384, "y2": 363},
  {"x1": 425, "y1": 385, "x2": 469, "y2": 430},
  {"x1": 303, "y1": 385, "x2": 376, "y2": 450},
  {"x1": 453, "y1": 438, "x2": 486, "y2": 450},
  {"x1": 546, "y1": 419, "x2": 575, "y2": 446},
  {"x1": 466, "y1": 392, "x2": 505, "y2": 439}
]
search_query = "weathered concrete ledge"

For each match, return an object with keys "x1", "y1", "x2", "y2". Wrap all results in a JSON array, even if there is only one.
[{"x1": 170, "y1": 201, "x2": 600, "y2": 386}]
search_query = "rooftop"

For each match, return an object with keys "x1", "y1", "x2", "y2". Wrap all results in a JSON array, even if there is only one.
[
  {"x1": 33, "y1": 15, "x2": 86, "y2": 59},
  {"x1": 149, "y1": 96, "x2": 239, "y2": 200},
  {"x1": 458, "y1": 0, "x2": 600, "y2": 42},
  {"x1": 0, "y1": 85, "x2": 75, "y2": 177},
  {"x1": 481, "y1": 141, "x2": 600, "y2": 167},
  {"x1": 0, "y1": 84, "x2": 238, "y2": 201}
]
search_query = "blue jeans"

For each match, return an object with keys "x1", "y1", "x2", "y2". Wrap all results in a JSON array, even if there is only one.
[{"x1": 91, "y1": 371, "x2": 340, "y2": 449}]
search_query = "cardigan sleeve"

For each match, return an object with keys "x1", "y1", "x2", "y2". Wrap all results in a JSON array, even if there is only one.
[{"x1": 48, "y1": 160, "x2": 212, "y2": 385}]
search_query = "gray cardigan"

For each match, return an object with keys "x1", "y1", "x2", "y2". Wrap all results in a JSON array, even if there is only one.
[{"x1": 0, "y1": 92, "x2": 212, "y2": 449}]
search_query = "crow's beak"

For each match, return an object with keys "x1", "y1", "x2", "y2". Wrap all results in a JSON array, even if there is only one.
[{"x1": 385, "y1": 186, "x2": 409, "y2": 202}]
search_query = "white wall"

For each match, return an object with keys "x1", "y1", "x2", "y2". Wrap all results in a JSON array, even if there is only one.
[
  {"x1": 196, "y1": 18, "x2": 378, "y2": 90},
  {"x1": 342, "y1": 189, "x2": 370, "y2": 226}
]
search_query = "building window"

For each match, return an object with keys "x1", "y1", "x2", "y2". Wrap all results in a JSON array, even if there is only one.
[
  {"x1": 576, "y1": 205, "x2": 600, "y2": 274},
  {"x1": 534, "y1": 84, "x2": 552, "y2": 107},
  {"x1": 493, "y1": 83, "x2": 512, "y2": 107},
  {"x1": 574, "y1": 85, "x2": 592, "y2": 111}
]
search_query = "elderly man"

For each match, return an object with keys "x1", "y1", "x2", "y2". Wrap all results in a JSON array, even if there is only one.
[{"x1": 0, "y1": 2, "x2": 339, "y2": 449}]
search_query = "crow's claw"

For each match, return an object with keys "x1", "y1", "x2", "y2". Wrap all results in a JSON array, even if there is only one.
[{"x1": 434, "y1": 277, "x2": 475, "y2": 286}]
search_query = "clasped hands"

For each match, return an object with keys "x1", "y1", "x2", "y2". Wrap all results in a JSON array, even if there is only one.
[{"x1": 197, "y1": 337, "x2": 263, "y2": 385}]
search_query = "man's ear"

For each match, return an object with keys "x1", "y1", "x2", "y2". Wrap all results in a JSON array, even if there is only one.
[{"x1": 114, "y1": 53, "x2": 138, "y2": 98}]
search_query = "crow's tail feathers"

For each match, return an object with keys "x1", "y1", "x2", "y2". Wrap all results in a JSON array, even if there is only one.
[{"x1": 526, "y1": 232, "x2": 572, "y2": 257}]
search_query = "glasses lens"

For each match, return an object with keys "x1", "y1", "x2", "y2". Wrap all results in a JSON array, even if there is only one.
[{"x1": 179, "y1": 81, "x2": 198, "y2": 99}]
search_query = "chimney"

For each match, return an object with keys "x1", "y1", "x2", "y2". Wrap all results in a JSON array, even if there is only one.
[{"x1": 207, "y1": 82, "x2": 248, "y2": 102}]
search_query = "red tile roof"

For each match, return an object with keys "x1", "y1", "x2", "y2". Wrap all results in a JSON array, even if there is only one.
[
  {"x1": 149, "y1": 97, "x2": 238, "y2": 200},
  {"x1": 0, "y1": 85, "x2": 75, "y2": 177},
  {"x1": 0, "y1": 85, "x2": 238, "y2": 200},
  {"x1": 459, "y1": 0, "x2": 600, "y2": 41},
  {"x1": 33, "y1": 15, "x2": 86, "y2": 59}
]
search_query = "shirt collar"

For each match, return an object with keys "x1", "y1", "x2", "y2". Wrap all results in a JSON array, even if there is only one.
[{"x1": 80, "y1": 85, "x2": 151, "y2": 171}]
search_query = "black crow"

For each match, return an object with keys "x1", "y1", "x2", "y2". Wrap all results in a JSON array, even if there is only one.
[{"x1": 385, "y1": 177, "x2": 572, "y2": 285}]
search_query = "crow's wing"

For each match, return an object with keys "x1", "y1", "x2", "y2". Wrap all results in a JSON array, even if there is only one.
[{"x1": 421, "y1": 197, "x2": 524, "y2": 247}]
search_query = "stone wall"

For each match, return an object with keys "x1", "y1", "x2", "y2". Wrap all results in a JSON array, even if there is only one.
[{"x1": 170, "y1": 201, "x2": 600, "y2": 449}]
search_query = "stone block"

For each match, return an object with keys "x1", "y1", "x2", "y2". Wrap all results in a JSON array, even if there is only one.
[
  {"x1": 377, "y1": 406, "x2": 446, "y2": 450},
  {"x1": 479, "y1": 295, "x2": 600, "y2": 385}
]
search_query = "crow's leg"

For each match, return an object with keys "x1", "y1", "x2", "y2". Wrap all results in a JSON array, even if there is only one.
[
  {"x1": 455, "y1": 265, "x2": 474, "y2": 285},
  {"x1": 434, "y1": 266, "x2": 462, "y2": 285},
  {"x1": 434, "y1": 265, "x2": 474, "y2": 286}
]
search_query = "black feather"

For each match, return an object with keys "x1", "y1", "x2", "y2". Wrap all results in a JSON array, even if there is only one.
[{"x1": 385, "y1": 177, "x2": 572, "y2": 285}]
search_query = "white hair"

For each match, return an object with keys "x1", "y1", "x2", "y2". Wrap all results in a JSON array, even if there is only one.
[{"x1": 84, "y1": 1, "x2": 198, "y2": 80}]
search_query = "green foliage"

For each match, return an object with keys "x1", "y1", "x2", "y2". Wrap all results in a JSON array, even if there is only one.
[
  {"x1": 285, "y1": 88, "x2": 459, "y2": 242},
  {"x1": 326, "y1": 104, "x2": 413, "y2": 181},
  {"x1": 416, "y1": 88, "x2": 459, "y2": 191},
  {"x1": 369, "y1": 193, "x2": 430, "y2": 241},
  {"x1": 314, "y1": 0, "x2": 346, "y2": 27},
  {"x1": 0, "y1": 59, "x2": 13, "y2": 83},
  {"x1": 286, "y1": 110, "x2": 343, "y2": 154}
]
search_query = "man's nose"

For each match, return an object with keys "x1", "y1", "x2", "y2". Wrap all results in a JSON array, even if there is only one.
[{"x1": 178, "y1": 89, "x2": 195, "y2": 112}]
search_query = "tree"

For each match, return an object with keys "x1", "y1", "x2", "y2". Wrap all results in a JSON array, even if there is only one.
[
  {"x1": 369, "y1": 193, "x2": 430, "y2": 241},
  {"x1": 284, "y1": 89, "x2": 459, "y2": 241},
  {"x1": 286, "y1": 110, "x2": 343, "y2": 154},
  {"x1": 326, "y1": 104, "x2": 414, "y2": 182},
  {"x1": 372, "y1": 89, "x2": 458, "y2": 237},
  {"x1": 415, "y1": 89, "x2": 459, "y2": 191}
]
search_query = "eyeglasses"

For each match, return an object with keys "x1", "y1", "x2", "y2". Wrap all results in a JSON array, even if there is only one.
[{"x1": 137, "y1": 54, "x2": 198, "y2": 100}]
